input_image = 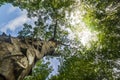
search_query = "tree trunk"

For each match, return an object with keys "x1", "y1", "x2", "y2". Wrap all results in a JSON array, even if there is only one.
[{"x1": 0, "y1": 34, "x2": 57, "y2": 80}]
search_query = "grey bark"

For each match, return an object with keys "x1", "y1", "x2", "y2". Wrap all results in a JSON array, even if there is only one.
[{"x1": 0, "y1": 34, "x2": 57, "y2": 80}]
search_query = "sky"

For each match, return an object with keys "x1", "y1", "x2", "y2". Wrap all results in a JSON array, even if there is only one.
[
  {"x1": 0, "y1": 3, "x2": 60, "y2": 78},
  {"x1": 0, "y1": 3, "x2": 34, "y2": 36}
]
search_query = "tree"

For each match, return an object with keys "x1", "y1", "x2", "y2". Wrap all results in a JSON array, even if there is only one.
[
  {"x1": 0, "y1": 33, "x2": 58, "y2": 80},
  {"x1": 0, "y1": 0, "x2": 120, "y2": 80},
  {"x1": 0, "y1": 0, "x2": 75, "y2": 80}
]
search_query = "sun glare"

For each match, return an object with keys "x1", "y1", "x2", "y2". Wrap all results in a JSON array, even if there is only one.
[{"x1": 65, "y1": 2, "x2": 98, "y2": 47}]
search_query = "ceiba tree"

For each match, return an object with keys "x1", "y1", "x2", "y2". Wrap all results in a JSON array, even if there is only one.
[
  {"x1": 0, "y1": 33, "x2": 57, "y2": 80},
  {"x1": 0, "y1": 0, "x2": 75, "y2": 80}
]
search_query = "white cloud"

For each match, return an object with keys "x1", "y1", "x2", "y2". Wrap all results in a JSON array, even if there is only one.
[
  {"x1": 7, "y1": 4, "x2": 19, "y2": 14},
  {"x1": 0, "y1": 10, "x2": 30, "y2": 33}
]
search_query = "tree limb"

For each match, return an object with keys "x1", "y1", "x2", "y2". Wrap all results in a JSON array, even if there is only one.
[{"x1": 53, "y1": 20, "x2": 57, "y2": 39}]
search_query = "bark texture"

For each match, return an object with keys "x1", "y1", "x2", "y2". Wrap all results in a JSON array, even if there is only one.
[{"x1": 0, "y1": 33, "x2": 57, "y2": 80}]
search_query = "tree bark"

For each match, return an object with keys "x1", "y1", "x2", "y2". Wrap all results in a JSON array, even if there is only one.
[{"x1": 0, "y1": 34, "x2": 57, "y2": 80}]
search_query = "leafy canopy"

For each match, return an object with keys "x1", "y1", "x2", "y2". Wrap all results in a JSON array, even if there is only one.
[{"x1": 0, "y1": 0, "x2": 120, "y2": 80}]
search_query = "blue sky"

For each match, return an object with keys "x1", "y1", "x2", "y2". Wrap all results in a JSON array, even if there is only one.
[{"x1": 0, "y1": 3, "x2": 32, "y2": 36}]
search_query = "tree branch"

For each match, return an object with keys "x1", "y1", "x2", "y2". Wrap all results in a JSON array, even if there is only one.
[{"x1": 53, "y1": 20, "x2": 57, "y2": 39}]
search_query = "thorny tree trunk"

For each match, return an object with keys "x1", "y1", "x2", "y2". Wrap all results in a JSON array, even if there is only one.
[{"x1": 0, "y1": 33, "x2": 57, "y2": 80}]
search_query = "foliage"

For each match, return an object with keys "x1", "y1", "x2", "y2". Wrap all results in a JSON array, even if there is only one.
[
  {"x1": 81, "y1": 0, "x2": 120, "y2": 59},
  {"x1": 50, "y1": 46, "x2": 115, "y2": 80},
  {"x1": 50, "y1": 56, "x2": 97, "y2": 80},
  {"x1": 50, "y1": 0, "x2": 120, "y2": 80},
  {"x1": 18, "y1": 23, "x2": 32, "y2": 37},
  {"x1": 13, "y1": 0, "x2": 74, "y2": 41},
  {"x1": 0, "y1": 0, "x2": 120, "y2": 80},
  {"x1": 0, "y1": 0, "x2": 75, "y2": 40},
  {"x1": 24, "y1": 59, "x2": 52, "y2": 80}
]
